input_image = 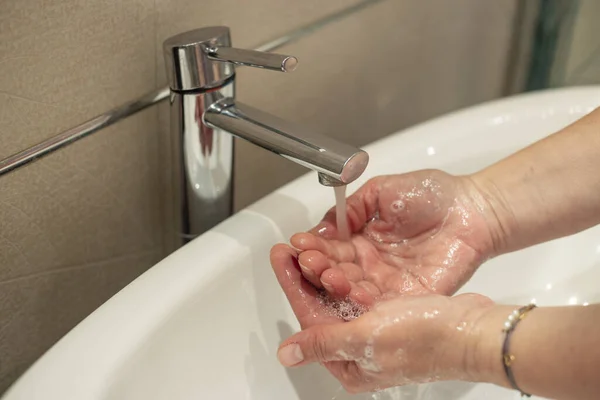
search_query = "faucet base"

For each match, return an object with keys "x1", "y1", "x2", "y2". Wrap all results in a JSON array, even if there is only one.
[{"x1": 169, "y1": 82, "x2": 235, "y2": 244}]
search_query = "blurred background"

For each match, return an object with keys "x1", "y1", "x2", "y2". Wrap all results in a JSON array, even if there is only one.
[{"x1": 0, "y1": 0, "x2": 598, "y2": 393}]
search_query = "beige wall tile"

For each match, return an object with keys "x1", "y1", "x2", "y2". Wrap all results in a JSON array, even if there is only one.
[
  {"x1": 0, "y1": 110, "x2": 162, "y2": 282},
  {"x1": 0, "y1": 0, "x2": 162, "y2": 392},
  {"x1": 0, "y1": 0, "x2": 156, "y2": 157},
  {"x1": 0, "y1": 250, "x2": 162, "y2": 393}
]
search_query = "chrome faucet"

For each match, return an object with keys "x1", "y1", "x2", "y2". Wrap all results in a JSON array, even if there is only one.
[{"x1": 163, "y1": 26, "x2": 369, "y2": 243}]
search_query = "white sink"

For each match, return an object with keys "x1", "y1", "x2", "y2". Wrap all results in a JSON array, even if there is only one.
[{"x1": 4, "y1": 86, "x2": 600, "y2": 400}]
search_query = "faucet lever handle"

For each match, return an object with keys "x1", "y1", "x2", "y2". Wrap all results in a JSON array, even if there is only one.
[{"x1": 207, "y1": 47, "x2": 298, "y2": 73}]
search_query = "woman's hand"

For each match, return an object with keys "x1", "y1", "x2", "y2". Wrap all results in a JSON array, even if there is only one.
[
  {"x1": 272, "y1": 244, "x2": 600, "y2": 399},
  {"x1": 291, "y1": 170, "x2": 503, "y2": 305},
  {"x1": 270, "y1": 244, "x2": 493, "y2": 393},
  {"x1": 276, "y1": 291, "x2": 494, "y2": 393}
]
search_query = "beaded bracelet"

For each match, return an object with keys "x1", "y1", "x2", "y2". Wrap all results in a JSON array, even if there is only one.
[{"x1": 501, "y1": 303, "x2": 537, "y2": 397}]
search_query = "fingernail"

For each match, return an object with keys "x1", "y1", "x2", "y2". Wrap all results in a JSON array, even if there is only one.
[
  {"x1": 278, "y1": 344, "x2": 304, "y2": 366},
  {"x1": 322, "y1": 281, "x2": 333, "y2": 291},
  {"x1": 299, "y1": 262, "x2": 314, "y2": 277}
]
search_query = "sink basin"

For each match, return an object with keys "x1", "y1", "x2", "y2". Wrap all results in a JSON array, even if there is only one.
[{"x1": 4, "y1": 86, "x2": 600, "y2": 400}]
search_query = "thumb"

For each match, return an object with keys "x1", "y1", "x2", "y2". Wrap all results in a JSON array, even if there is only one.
[{"x1": 277, "y1": 322, "x2": 360, "y2": 367}]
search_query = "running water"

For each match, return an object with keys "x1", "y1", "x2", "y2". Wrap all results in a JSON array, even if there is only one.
[{"x1": 334, "y1": 185, "x2": 350, "y2": 241}]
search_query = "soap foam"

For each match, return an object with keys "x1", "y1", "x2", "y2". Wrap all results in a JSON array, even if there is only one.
[{"x1": 317, "y1": 291, "x2": 367, "y2": 321}]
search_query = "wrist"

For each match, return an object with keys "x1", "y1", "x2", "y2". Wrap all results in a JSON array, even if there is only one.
[
  {"x1": 464, "y1": 304, "x2": 513, "y2": 387},
  {"x1": 463, "y1": 172, "x2": 517, "y2": 257}
]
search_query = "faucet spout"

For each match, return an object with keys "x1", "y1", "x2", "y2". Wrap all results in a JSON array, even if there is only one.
[
  {"x1": 163, "y1": 25, "x2": 369, "y2": 243},
  {"x1": 204, "y1": 99, "x2": 369, "y2": 186}
]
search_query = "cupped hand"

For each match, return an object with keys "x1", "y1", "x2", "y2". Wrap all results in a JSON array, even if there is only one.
[
  {"x1": 276, "y1": 290, "x2": 494, "y2": 393},
  {"x1": 291, "y1": 170, "x2": 500, "y2": 306},
  {"x1": 270, "y1": 244, "x2": 494, "y2": 393}
]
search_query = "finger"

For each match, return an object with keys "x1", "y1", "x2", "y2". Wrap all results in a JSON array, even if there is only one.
[
  {"x1": 290, "y1": 232, "x2": 356, "y2": 262},
  {"x1": 356, "y1": 281, "x2": 381, "y2": 300},
  {"x1": 298, "y1": 250, "x2": 332, "y2": 288},
  {"x1": 336, "y1": 262, "x2": 364, "y2": 282},
  {"x1": 320, "y1": 268, "x2": 351, "y2": 298},
  {"x1": 277, "y1": 321, "x2": 363, "y2": 366},
  {"x1": 348, "y1": 282, "x2": 375, "y2": 308},
  {"x1": 269, "y1": 244, "x2": 338, "y2": 328},
  {"x1": 337, "y1": 362, "x2": 368, "y2": 394},
  {"x1": 321, "y1": 361, "x2": 366, "y2": 395}
]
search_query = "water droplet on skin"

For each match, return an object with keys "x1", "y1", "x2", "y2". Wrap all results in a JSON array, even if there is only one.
[
  {"x1": 395, "y1": 348, "x2": 405, "y2": 359},
  {"x1": 423, "y1": 311, "x2": 436, "y2": 319},
  {"x1": 456, "y1": 321, "x2": 467, "y2": 332},
  {"x1": 390, "y1": 200, "x2": 405, "y2": 212},
  {"x1": 335, "y1": 349, "x2": 353, "y2": 361},
  {"x1": 357, "y1": 357, "x2": 382, "y2": 373},
  {"x1": 401, "y1": 280, "x2": 414, "y2": 292},
  {"x1": 368, "y1": 210, "x2": 380, "y2": 224}
]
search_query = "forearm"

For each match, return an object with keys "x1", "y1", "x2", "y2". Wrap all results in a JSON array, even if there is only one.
[
  {"x1": 471, "y1": 304, "x2": 600, "y2": 400},
  {"x1": 470, "y1": 107, "x2": 600, "y2": 255}
]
